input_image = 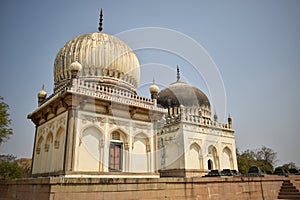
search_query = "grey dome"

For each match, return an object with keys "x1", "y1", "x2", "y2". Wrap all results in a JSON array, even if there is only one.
[{"x1": 157, "y1": 81, "x2": 210, "y2": 109}]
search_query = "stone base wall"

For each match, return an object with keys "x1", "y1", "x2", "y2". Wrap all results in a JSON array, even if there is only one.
[
  {"x1": 1, "y1": 176, "x2": 299, "y2": 200},
  {"x1": 290, "y1": 175, "x2": 300, "y2": 190},
  {"x1": 159, "y1": 169, "x2": 209, "y2": 177}
]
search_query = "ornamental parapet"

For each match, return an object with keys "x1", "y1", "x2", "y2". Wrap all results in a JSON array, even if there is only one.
[
  {"x1": 68, "y1": 79, "x2": 166, "y2": 112},
  {"x1": 158, "y1": 107, "x2": 233, "y2": 131}
]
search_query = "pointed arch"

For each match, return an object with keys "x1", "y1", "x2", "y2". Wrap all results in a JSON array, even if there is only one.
[
  {"x1": 222, "y1": 146, "x2": 234, "y2": 170},
  {"x1": 43, "y1": 132, "x2": 53, "y2": 172},
  {"x1": 54, "y1": 127, "x2": 64, "y2": 149},
  {"x1": 207, "y1": 145, "x2": 219, "y2": 170},
  {"x1": 45, "y1": 132, "x2": 53, "y2": 152},
  {"x1": 189, "y1": 143, "x2": 203, "y2": 169},
  {"x1": 52, "y1": 127, "x2": 65, "y2": 171},
  {"x1": 108, "y1": 129, "x2": 128, "y2": 172},
  {"x1": 33, "y1": 135, "x2": 44, "y2": 173},
  {"x1": 109, "y1": 128, "x2": 129, "y2": 143},
  {"x1": 77, "y1": 126, "x2": 103, "y2": 172},
  {"x1": 132, "y1": 133, "x2": 149, "y2": 172},
  {"x1": 36, "y1": 135, "x2": 44, "y2": 154}
]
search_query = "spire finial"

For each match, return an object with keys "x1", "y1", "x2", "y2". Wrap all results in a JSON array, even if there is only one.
[
  {"x1": 176, "y1": 65, "x2": 180, "y2": 81},
  {"x1": 98, "y1": 9, "x2": 103, "y2": 32},
  {"x1": 42, "y1": 83, "x2": 45, "y2": 91}
]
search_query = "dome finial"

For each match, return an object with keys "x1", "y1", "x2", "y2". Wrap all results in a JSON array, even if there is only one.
[
  {"x1": 177, "y1": 65, "x2": 180, "y2": 82},
  {"x1": 98, "y1": 8, "x2": 103, "y2": 32}
]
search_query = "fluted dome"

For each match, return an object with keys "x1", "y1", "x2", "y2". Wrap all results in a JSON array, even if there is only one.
[
  {"x1": 54, "y1": 32, "x2": 140, "y2": 94},
  {"x1": 157, "y1": 81, "x2": 210, "y2": 109}
]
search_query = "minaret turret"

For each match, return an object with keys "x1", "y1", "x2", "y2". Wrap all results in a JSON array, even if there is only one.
[
  {"x1": 149, "y1": 79, "x2": 159, "y2": 100},
  {"x1": 228, "y1": 114, "x2": 232, "y2": 128},
  {"x1": 37, "y1": 84, "x2": 47, "y2": 106}
]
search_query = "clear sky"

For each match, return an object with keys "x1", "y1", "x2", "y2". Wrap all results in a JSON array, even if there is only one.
[{"x1": 0, "y1": 0, "x2": 299, "y2": 167}]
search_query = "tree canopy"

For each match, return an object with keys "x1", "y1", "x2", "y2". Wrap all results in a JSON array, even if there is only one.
[
  {"x1": 0, "y1": 96, "x2": 13, "y2": 145},
  {"x1": 237, "y1": 146, "x2": 277, "y2": 174},
  {"x1": 0, "y1": 155, "x2": 23, "y2": 180}
]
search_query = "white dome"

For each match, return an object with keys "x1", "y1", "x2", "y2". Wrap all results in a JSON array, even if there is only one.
[{"x1": 54, "y1": 32, "x2": 140, "y2": 94}]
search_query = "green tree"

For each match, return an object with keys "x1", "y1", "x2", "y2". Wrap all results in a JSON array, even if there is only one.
[
  {"x1": 237, "y1": 149, "x2": 256, "y2": 174},
  {"x1": 0, "y1": 96, "x2": 13, "y2": 145},
  {"x1": 237, "y1": 146, "x2": 277, "y2": 174},
  {"x1": 281, "y1": 162, "x2": 298, "y2": 170},
  {"x1": 0, "y1": 155, "x2": 24, "y2": 180}
]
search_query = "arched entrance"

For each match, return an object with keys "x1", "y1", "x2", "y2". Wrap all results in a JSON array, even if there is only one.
[{"x1": 208, "y1": 159, "x2": 213, "y2": 170}]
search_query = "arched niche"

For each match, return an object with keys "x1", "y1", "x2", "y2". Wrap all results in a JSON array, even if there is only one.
[
  {"x1": 222, "y1": 147, "x2": 234, "y2": 170},
  {"x1": 77, "y1": 126, "x2": 103, "y2": 172},
  {"x1": 132, "y1": 133, "x2": 149, "y2": 172},
  {"x1": 189, "y1": 143, "x2": 203, "y2": 169}
]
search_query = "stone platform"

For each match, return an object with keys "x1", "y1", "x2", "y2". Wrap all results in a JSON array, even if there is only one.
[{"x1": 1, "y1": 175, "x2": 300, "y2": 200}]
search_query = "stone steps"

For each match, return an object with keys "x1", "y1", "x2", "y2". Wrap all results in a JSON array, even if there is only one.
[{"x1": 278, "y1": 180, "x2": 300, "y2": 199}]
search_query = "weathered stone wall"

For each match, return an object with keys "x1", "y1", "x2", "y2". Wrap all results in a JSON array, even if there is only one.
[
  {"x1": 290, "y1": 175, "x2": 300, "y2": 191},
  {"x1": 1, "y1": 176, "x2": 297, "y2": 200}
]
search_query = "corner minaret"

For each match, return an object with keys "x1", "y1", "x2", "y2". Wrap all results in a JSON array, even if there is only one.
[
  {"x1": 149, "y1": 79, "x2": 159, "y2": 100},
  {"x1": 37, "y1": 84, "x2": 47, "y2": 107},
  {"x1": 228, "y1": 114, "x2": 232, "y2": 129}
]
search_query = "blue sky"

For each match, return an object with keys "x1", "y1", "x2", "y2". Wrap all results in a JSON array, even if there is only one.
[{"x1": 0, "y1": 0, "x2": 300, "y2": 167}]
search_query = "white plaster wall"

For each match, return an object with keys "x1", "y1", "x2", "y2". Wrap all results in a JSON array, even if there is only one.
[
  {"x1": 74, "y1": 111, "x2": 156, "y2": 174},
  {"x1": 32, "y1": 112, "x2": 67, "y2": 174},
  {"x1": 177, "y1": 123, "x2": 238, "y2": 171}
]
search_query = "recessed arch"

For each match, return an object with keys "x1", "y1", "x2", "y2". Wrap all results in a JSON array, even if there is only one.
[
  {"x1": 189, "y1": 143, "x2": 202, "y2": 169},
  {"x1": 132, "y1": 132, "x2": 149, "y2": 172},
  {"x1": 45, "y1": 132, "x2": 53, "y2": 152},
  {"x1": 222, "y1": 146, "x2": 234, "y2": 170},
  {"x1": 207, "y1": 145, "x2": 219, "y2": 170},
  {"x1": 77, "y1": 126, "x2": 103, "y2": 172},
  {"x1": 36, "y1": 135, "x2": 44, "y2": 154},
  {"x1": 108, "y1": 129, "x2": 128, "y2": 172},
  {"x1": 109, "y1": 129, "x2": 128, "y2": 143},
  {"x1": 54, "y1": 127, "x2": 64, "y2": 149}
]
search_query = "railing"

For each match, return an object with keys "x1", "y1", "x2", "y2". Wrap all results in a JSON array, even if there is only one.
[
  {"x1": 159, "y1": 111, "x2": 232, "y2": 131},
  {"x1": 69, "y1": 79, "x2": 165, "y2": 112}
]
